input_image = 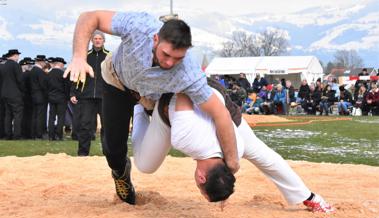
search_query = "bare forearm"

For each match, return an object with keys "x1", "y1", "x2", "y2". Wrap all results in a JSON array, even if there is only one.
[
  {"x1": 72, "y1": 12, "x2": 99, "y2": 60},
  {"x1": 214, "y1": 108, "x2": 238, "y2": 166},
  {"x1": 199, "y1": 92, "x2": 239, "y2": 173}
]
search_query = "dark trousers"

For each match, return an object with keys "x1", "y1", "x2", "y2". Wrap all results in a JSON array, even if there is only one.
[
  {"x1": 22, "y1": 97, "x2": 33, "y2": 139},
  {"x1": 32, "y1": 102, "x2": 47, "y2": 138},
  {"x1": 48, "y1": 102, "x2": 67, "y2": 140},
  {"x1": 64, "y1": 101, "x2": 73, "y2": 130},
  {"x1": 3, "y1": 97, "x2": 24, "y2": 139},
  {"x1": 70, "y1": 101, "x2": 79, "y2": 140},
  {"x1": 319, "y1": 101, "x2": 330, "y2": 115},
  {"x1": 102, "y1": 83, "x2": 138, "y2": 172},
  {"x1": 0, "y1": 99, "x2": 5, "y2": 138},
  {"x1": 77, "y1": 98, "x2": 103, "y2": 156}
]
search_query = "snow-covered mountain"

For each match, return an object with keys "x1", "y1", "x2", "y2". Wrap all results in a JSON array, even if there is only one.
[
  {"x1": 182, "y1": 0, "x2": 379, "y2": 67},
  {"x1": 0, "y1": 0, "x2": 378, "y2": 67}
]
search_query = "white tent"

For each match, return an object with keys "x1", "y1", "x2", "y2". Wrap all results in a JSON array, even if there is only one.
[
  {"x1": 255, "y1": 56, "x2": 323, "y2": 88},
  {"x1": 205, "y1": 56, "x2": 324, "y2": 88},
  {"x1": 204, "y1": 57, "x2": 261, "y2": 82}
]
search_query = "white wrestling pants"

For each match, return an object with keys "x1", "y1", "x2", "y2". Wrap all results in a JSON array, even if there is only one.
[{"x1": 132, "y1": 103, "x2": 311, "y2": 205}]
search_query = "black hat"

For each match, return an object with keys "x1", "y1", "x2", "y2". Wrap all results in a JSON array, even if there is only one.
[
  {"x1": 5, "y1": 49, "x2": 21, "y2": 57},
  {"x1": 47, "y1": 57, "x2": 56, "y2": 63},
  {"x1": 21, "y1": 57, "x2": 35, "y2": 65},
  {"x1": 54, "y1": 57, "x2": 67, "y2": 64},
  {"x1": 34, "y1": 55, "x2": 47, "y2": 62},
  {"x1": 19, "y1": 59, "x2": 27, "y2": 66}
]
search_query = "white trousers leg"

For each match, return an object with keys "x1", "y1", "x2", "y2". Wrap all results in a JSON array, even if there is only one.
[
  {"x1": 131, "y1": 104, "x2": 171, "y2": 174},
  {"x1": 238, "y1": 119, "x2": 311, "y2": 204}
]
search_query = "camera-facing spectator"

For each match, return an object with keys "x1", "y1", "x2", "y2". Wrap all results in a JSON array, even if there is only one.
[
  {"x1": 285, "y1": 80, "x2": 296, "y2": 104},
  {"x1": 273, "y1": 84, "x2": 287, "y2": 115},
  {"x1": 252, "y1": 73, "x2": 268, "y2": 93},
  {"x1": 228, "y1": 82, "x2": 247, "y2": 107},
  {"x1": 319, "y1": 84, "x2": 336, "y2": 116},
  {"x1": 338, "y1": 85, "x2": 353, "y2": 115},
  {"x1": 238, "y1": 73, "x2": 251, "y2": 91},
  {"x1": 303, "y1": 83, "x2": 321, "y2": 115},
  {"x1": 260, "y1": 85, "x2": 275, "y2": 115},
  {"x1": 353, "y1": 85, "x2": 369, "y2": 116},
  {"x1": 366, "y1": 82, "x2": 379, "y2": 115},
  {"x1": 298, "y1": 79, "x2": 310, "y2": 104}
]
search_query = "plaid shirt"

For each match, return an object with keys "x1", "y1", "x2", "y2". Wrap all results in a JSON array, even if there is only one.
[{"x1": 111, "y1": 12, "x2": 212, "y2": 105}]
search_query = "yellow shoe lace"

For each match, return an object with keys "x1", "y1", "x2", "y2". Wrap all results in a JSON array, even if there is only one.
[{"x1": 115, "y1": 178, "x2": 130, "y2": 199}]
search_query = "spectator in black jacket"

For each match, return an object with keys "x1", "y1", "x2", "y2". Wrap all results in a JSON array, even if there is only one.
[
  {"x1": 252, "y1": 73, "x2": 268, "y2": 93},
  {"x1": 298, "y1": 79, "x2": 310, "y2": 103},
  {"x1": 237, "y1": 73, "x2": 251, "y2": 91},
  {"x1": 20, "y1": 57, "x2": 35, "y2": 138},
  {"x1": 319, "y1": 84, "x2": 335, "y2": 116},
  {"x1": 303, "y1": 83, "x2": 321, "y2": 115},
  {"x1": 0, "y1": 49, "x2": 24, "y2": 139},
  {"x1": 338, "y1": 85, "x2": 353, "y2": 115},
  {"x1": 0, "y1": 54, "x2": 7, "y2": 138},
  {"x1": 285, "y1": 80, "x2": 296, "y2": 104},
  {"x1": 47, "y1": 58, "x2": 70, "y2": 140},
  {"x1": 30, "y1": 55, "x2": 48, "y2": 139},
  {"x1": 71, "y1": 31, "x2": 109, "y2": 156}
]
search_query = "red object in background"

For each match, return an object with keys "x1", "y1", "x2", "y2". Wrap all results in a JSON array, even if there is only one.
[
  {"x1": 267, "y1": 84, "x2": 273, "y2": 91},
  {"x1": 349, "y1": 75, "x2": 379, "y2": 81}
]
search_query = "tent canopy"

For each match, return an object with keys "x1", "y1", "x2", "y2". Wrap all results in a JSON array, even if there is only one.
[
  {"x1": 205, "y1": 57, "x2": 261, "y2": 75},
  {"x1": 205, "y1": 56, "x2": 323, "y2": 86}
]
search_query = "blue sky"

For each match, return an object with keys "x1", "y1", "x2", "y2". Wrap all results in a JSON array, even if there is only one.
[{"x1": 0, "y1": 0, "x2": 378, "y2": 68}]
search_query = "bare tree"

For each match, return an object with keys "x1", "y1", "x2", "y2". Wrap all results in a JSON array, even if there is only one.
[
  {"x1": 325, "y1": 61, "x2": 335, "y2": 75},
  {"x1": 260, "y1": 29, "x2": 289, "y2": 56},
  {"x1": 220, "y1": 31, "x2": 258, "y2": 57},
  {"x1": 219, "y1": 41, "x2": 235, "y2": 57},
  {"x1": 219, "y1": 29, "x2": 289, "y2": 57},
  {"x1": 333, "y1": 49, "x2": 363, "y2": 70}
]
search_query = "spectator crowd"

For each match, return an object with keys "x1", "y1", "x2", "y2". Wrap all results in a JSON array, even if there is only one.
[
  {"x1": 214, "y1": 70, "x2": 379, "y2": 117},
  {"x1": 0, "y1": 31, "x2": 108, "y2": 156},
  {"x1": 1, "y1": 39, "x2": 379, "y2": 150}
]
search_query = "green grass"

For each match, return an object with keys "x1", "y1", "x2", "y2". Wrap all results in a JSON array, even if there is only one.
[
  {"x1": 0, "y1": 116, "x2": 378, "y2": 166},
  {"x1": 0, "y1": 136, "x2": 187, "y2": 158},
  {"x1": 253, "y1": 116, "x2": 379, "y2": 166}
]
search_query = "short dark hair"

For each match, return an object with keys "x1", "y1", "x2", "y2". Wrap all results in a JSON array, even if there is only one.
[
  {"x1": 159, "y1": 19, "x2": 192, "y2": 49},
  {"x1": 203, "y1": 163, "x2": 235, "y2": 202}
]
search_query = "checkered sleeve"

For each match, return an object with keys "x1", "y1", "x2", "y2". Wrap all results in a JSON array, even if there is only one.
[
  {"x1": 183, "y1": 75, "x2": 213, "y2": 105},
  {"x1": 111, "y1": 12, "x2": 160, "y2": 38}
]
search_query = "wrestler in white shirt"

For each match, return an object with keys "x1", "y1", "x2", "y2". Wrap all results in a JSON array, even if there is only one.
[{"x1": 131, "y1": 89, "x2": 333, "y2": 212}]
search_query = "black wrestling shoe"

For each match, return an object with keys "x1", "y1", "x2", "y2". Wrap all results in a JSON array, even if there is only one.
[{"x1": 112, "y1": 157, "x2": 136, "y2": 205}]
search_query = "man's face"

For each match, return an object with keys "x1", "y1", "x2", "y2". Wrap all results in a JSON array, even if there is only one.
[
  {"x1": 55, "y1": 62, "x2": 64, "y2": 69},
  {"x1": 91, "y1": 34, "x2": 105, "y2": 49},
  {"x1": 153, "y1": 35, "x2": 187, "y2": 70},
  {"x1": 36, "y1": 60, "x2": 46, "y2": 68},
  {"x1": 286, "y1": 81, "x2": 291, "y2": 87},
  {"x1": 9, "y1": 54, "x2": 20, "y2": 62}
]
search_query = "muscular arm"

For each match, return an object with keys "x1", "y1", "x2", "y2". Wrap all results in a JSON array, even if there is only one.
[
  {"x1": 199, "y1": 93, "x2": 239, "y2": 174},
  {"x1": 64, "y1": 10, "x2": 115, "y2": 82},
  {"x1": 72, "y1": 11, "x2": 114, "y2": 60}
]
